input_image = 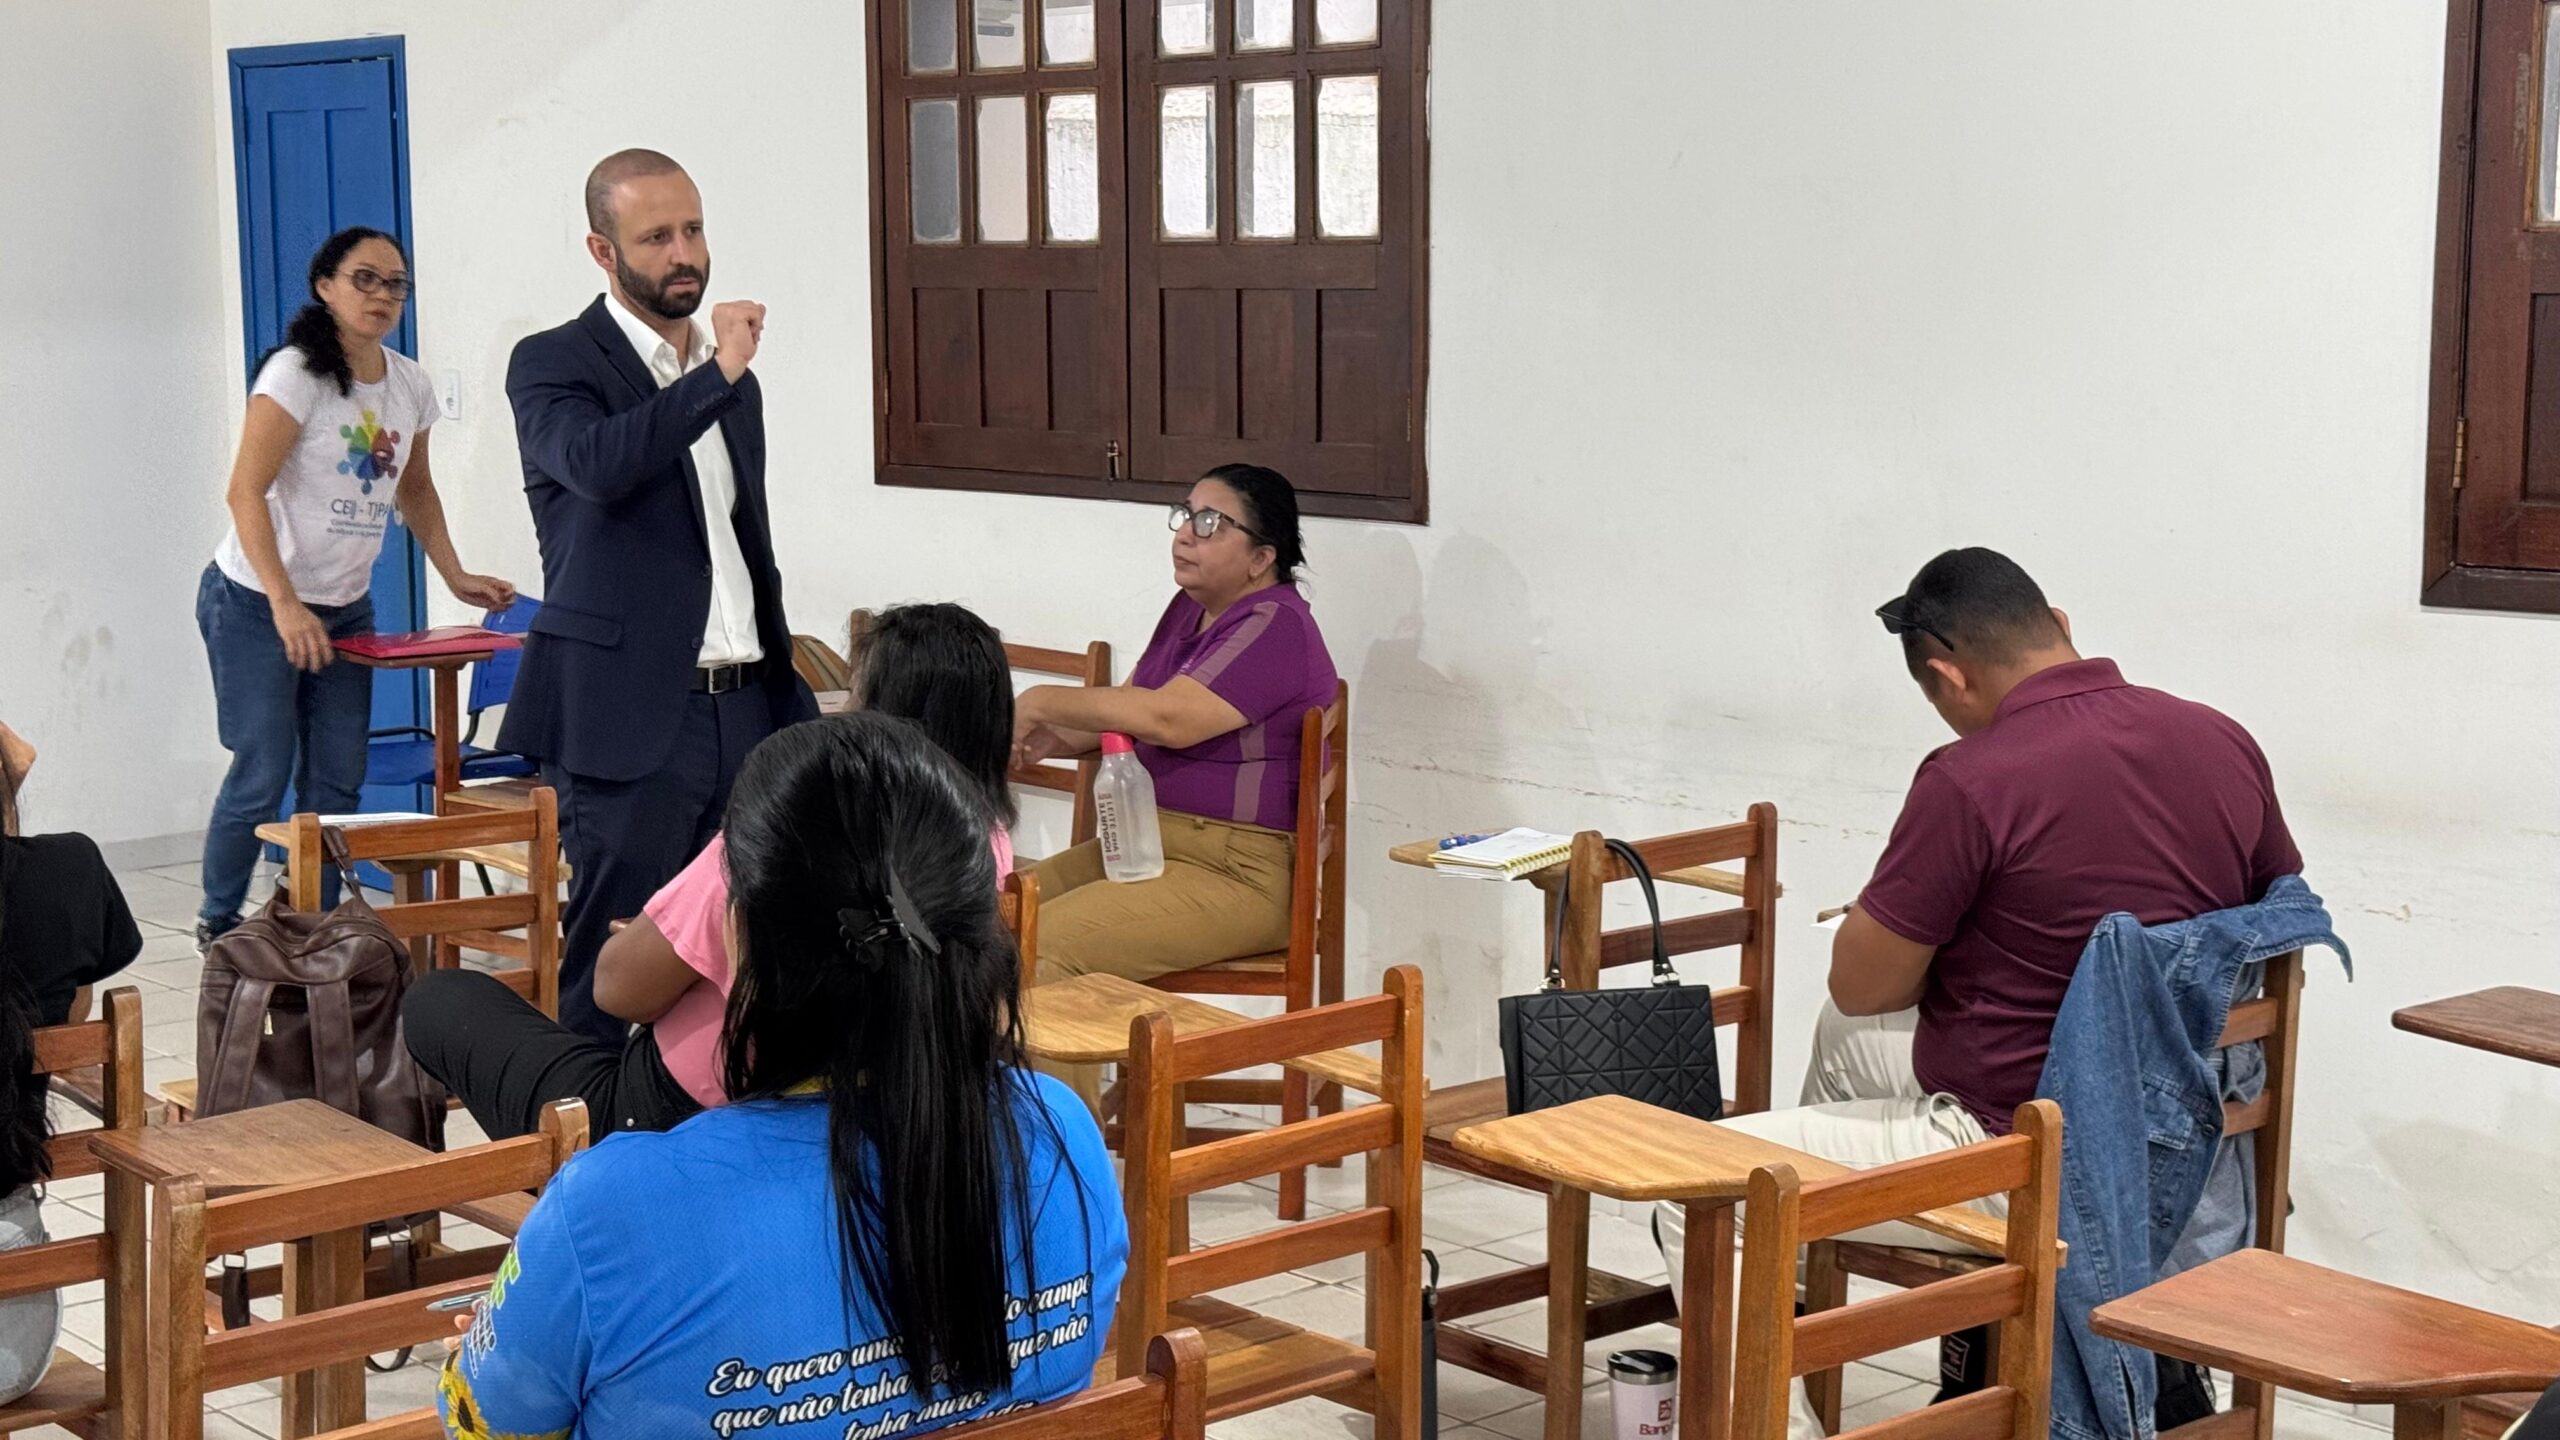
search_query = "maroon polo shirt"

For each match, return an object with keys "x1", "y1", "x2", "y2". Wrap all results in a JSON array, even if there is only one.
[{"x1": 1856, "y1": 658, "x2": 2300, "y2": 1134}]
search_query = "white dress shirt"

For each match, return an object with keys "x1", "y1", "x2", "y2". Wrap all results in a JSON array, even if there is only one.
[{"x1": 605, "y1": 292, "x2": 764, "y2": 667}]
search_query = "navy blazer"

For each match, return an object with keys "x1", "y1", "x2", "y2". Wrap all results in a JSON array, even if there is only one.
[{"x1": 496, "y1": 297, "x2": 817, "y2": 782}]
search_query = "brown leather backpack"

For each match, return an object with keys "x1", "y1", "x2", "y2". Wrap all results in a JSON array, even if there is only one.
[{"x1": 195, "y1": 830, "x2": 442, "y2": 1149}]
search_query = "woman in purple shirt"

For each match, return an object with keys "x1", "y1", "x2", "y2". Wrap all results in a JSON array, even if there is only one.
[{"x1": 1013, "y1": 466, "x2": 1337, "y2": 1073}]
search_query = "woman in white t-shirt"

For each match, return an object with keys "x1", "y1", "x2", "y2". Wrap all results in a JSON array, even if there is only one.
[{"x1": 194, "y1": 227, "x2": 515, "y2": 946}]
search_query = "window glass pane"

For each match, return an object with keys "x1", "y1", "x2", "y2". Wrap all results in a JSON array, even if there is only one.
[
  {"x1": 1315, "y1": 0, "x2": 1377, "y2": 45},
  {"x1": 1041, "y1": 0, "x2": 1096, "y2": 64},
  {"x1": 1045, "y1": 92, "x2": 1101, "y2": 241},
  {"x1": 910, "y1": 98, "x2": 963, "y2": 243},
  {"x1": 1237, "y1": 80, "x2": 1296, "y2": 238},
  {"x1": 1161, "y1": 0, "x2": 1212, "y2": 55},
  {"x1": 1316, "y1": 74, "x2": 1378, "y2": 237},
  {"x1": 2543, "y1": 4, "x2": 2560, "y2": 221},
  {"x1": 1237, "y1": 0, "x2": 1292, "y2": 51},
  {"x1": 908, "y1": 0, "x2": 959, "y2": 73},
  {"x1": 977, "y1": 96, "x2": 1031, "y2": 241},
  {"x1": 1160, "y1": 86, "x2": 1216, "y2": 239},
  {"x1": 974, "y1": 0, "x2": 1025, "y2": 68}
]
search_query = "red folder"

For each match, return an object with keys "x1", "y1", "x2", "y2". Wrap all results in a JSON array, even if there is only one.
[{"x1": 335, "y1": 627, "x2": 522, "y2": 660}]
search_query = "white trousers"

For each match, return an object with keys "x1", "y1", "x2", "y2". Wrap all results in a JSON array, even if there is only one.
[{"x1": 1653, "y1": 1003, "x2": 2000, "y2": 1438}]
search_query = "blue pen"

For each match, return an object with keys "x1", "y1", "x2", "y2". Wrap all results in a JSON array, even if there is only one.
[{"x1": 1437, "y1": 832, "x2": 1493, "y2": 851}]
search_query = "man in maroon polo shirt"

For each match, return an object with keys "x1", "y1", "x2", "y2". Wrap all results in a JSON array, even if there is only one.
[{"x1": 1659, "y1": 549, "x2": 2298, "y2": 1426}]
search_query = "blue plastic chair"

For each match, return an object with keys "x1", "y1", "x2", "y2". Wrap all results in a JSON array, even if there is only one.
[{"x1": 361, "y1": 596, "x2": 543, "y2": 792}]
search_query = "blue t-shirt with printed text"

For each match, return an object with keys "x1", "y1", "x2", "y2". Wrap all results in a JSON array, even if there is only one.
[{"x1": 438, "y1": 1073, "x2": 1124, "y2": 1440}]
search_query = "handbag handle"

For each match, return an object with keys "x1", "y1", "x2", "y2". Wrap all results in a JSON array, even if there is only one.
[
  {"x1": 1543, "y1": 837, "x2": 1679, "y2": 991},
  {"x1": 318, "y1": 826, "x2": 370, "y2": 905}
]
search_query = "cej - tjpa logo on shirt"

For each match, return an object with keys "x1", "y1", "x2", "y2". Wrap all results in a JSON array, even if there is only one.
[{"x1": 337, "y1": 409, "x2": 402, "y2": 493}]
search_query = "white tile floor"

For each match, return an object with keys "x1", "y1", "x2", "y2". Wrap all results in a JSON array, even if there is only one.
[{"x1": 45, "y1": 858, "x2": 2408, "y2": 1439}]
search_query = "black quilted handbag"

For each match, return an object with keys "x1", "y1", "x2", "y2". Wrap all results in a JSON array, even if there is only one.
[{"x1": 1498, "y1": 838, "x2": 1723, "y2": 1121}]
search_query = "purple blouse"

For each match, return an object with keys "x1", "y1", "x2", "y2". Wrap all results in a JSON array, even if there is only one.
[{"x1": 1128, "y1": 584, "x2": 1337, "y2": 831}]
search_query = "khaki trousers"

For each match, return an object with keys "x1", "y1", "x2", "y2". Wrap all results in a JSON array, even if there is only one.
[{"x1": 1029, "y1": 812, "x2": 1295, "y2": 1107}]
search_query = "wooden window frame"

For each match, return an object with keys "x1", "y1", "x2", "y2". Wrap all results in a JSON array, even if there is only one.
[
  {"x1": 2425, "y1": 0, "x2": 2560, "y2": 609},
  {"x1": 865, "y1": 0, "x2": 1433, "y2": 524}
]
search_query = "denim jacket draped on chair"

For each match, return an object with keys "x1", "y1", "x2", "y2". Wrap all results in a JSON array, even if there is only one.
[{"x1": 2036, "y1": 873, "x2": 2349, "y2": 1440}]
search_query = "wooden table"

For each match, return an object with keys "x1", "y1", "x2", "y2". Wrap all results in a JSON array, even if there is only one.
[
  {"x1": 1454, "y1": 1095, "x2": 2009, "y2": 1440},
  {"x1": 1387, "y1": 837, "x2": 1773, "y2": 900},
  {"x1": 2392, "y1": 986, "x2": 2560, "y2": 1068},
  {"x1": 2092, "y1": 1249, "x2": 2560, "y2": 1440},
  {"x1": 91, "y1": 1099, "x2": 431, "y2": 1437},
  {"x1": 1022, "y1": 973, "x2": 1386, "y2": 1098}
]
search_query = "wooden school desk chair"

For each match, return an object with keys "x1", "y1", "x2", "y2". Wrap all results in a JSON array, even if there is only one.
[
  {"x1": 1802, "y1": 949, "x2": 2310, "y2": 1435},
  {"x1": 146, "y1": 1101, "x2": 587, "y2": 1440},
  {"x1": 1111, "y1": 965, "x2": 1424, "y2": 1439},
  {"x1": 0, "y1": 988, "x2": 146, "y2": 1440},
  {"x1": 2094, "y1": 1250, "x2": 2560, "y2": 1440},
  {"x1": 942, "y1": 1330, "x2": 1206, "y2": 1440},
  {"x1": 1423, "y1": 808, "x2": 1782, "y2": 1398},
  {"x1": 1734, "y1": 1099, "x2": 2065, "y2": 1440},
  {"x1": 164, "y1": 805, "x2": 561, "y2": 1131},
  {"x1": 1136, "y1": 682, "x2": 1350, "y2": 1223}
]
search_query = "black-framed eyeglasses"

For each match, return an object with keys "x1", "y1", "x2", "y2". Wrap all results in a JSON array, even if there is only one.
[
  {"x1": 1168, "y1": 503, "x2": 1265, "y2": 544},
  {"x1": 1875, "y1": 594, "x2": 1955, "y2": 653},
  {"x1": 343, "y1": 267, "x2": 413, "y2": 300}
]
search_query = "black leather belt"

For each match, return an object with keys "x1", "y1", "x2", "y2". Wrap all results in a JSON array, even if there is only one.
[{"x1": 692, "y1": 660, "x2": 764, "y2": 695}]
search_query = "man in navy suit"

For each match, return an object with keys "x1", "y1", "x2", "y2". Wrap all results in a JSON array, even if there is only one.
[{"x1": 498, "y1": 150, "x2": 816, "y2": 1045}]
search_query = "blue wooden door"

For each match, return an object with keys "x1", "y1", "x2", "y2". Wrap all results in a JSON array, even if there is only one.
[{"x1": 231, "y1": 41, "x2": 426, "y2": 823}]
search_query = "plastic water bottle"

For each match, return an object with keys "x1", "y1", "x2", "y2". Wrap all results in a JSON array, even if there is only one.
[{"x1": 1093, "y1": 734, "x2": 1165, "y2": 882}]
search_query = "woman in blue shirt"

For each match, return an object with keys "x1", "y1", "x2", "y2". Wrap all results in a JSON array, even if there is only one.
[{"x1": 439, "y1": 713, "x2": 1124, "y2": 1440}]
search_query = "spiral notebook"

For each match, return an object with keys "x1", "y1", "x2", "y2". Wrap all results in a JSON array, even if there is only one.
[{"x1": 1428, "y1": 828, "x2": 1573, "y2": 880}]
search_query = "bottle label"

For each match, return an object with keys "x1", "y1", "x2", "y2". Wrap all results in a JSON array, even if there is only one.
[{"x1": 1095, "y1": 790, "x2": 1124, "y2": 865}]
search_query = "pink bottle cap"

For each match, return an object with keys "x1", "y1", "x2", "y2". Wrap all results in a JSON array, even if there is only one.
[{"x1": 1100, "y1": 732, "x2": 1136, "y2": 755}]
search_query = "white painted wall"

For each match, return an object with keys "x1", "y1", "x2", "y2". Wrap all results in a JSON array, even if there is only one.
[
  {"x1": 0, "y1": 1, "x2": 234, "y2": 841},
  {"x1": 135, "y1": 0, "x2": 2560, "y2": 1319}
]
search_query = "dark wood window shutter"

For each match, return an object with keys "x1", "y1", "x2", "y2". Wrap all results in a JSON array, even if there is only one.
[
  {"x1": 2428, "y1": 0, "x2": 2560, "y2": 609},
  {"x1": 875, "y1": 0, "x2": 1130, "y2": 493},
  {"x1": 869, "y1": 0, "x2": 1430, "y2": 523}
]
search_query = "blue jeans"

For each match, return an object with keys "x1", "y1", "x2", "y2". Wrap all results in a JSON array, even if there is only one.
[{"x1": 195, "y1": 564, "x2": 375, "y2": 927}]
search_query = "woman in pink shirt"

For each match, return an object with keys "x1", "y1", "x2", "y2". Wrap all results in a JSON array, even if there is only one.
[{"x1": 402, "y1": 603, "x2": 1019, "y2": 1138}]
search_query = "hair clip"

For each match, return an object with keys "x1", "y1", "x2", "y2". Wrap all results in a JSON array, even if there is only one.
[{"x1": 884, "y1": 871, "x2": 943, "y2": 957}]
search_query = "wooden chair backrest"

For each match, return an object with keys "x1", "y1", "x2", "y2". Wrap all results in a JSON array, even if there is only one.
[
  {"x1": 1119, "y1": 965, "x2": 1423, "y2": 1428},
  {"x1": 2219, "y1": 951, "x2": 2303, "y2": 1251},
  {"x1": 790, "y1": 633, "x2": 854, "y2": 694},
  {"x1": 1734, "y1": 1100, "x2": 2064, "y2": 1440},
  {"x1": 1551, "y1": 804, "x2": 1780, "y2": 1116},
  {"x1": 943, "y1": 1329, "x2": 1207, "y2": 1440},
  {"x1": 0, "y1": 989, "x2": 146, "y2": 1433},
  {"x1": 1002, "y1": 869, "x2": 1040, "y2": 969},
  {"x1": 1296, "y1": 682, "x2": 1350, "y2": 984},
  {"x1": 288, "y1": 796, "x2": 562, "y2": 1014},
  {"x1": 152, "y1": 1102, "x2": 590, "y2": 1440}
]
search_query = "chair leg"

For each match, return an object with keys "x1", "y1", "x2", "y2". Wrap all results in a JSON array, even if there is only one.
[
  {"x1": 1277, "y1": 1065, "x2": 1310, "y2": 1221},
  {"x1": 2393, "y1": 1401, "x2": 2462, "y2": 1440},
  {"x1": 2233, "y1": 1378, "x2": 2279, "y2": 1440},
  {"x1": 1803, "y1": 1241, "x2": 1848, "y2": 1434}
]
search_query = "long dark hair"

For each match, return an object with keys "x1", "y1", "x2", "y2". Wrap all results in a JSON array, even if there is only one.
[
  {"x1": 719, "y1": 715, "x2": 1050, "y2": 1395},
  {"x1": 0, "y1": 760, "x2": 52, "y2": 1195},
  {"x1": 854, "y1": 604, "x2": 1018, "y2": 829},
  {"x1": 1203, "y1": 462, "x2": 1308, "y2": 583},
  {"x1": 257, "y1": 226, "x2": 405, "y2": 398}
]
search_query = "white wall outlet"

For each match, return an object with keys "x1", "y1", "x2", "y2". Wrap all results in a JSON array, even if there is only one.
[{"x1": 437, "y1": 368, "x2": 462, "y2": 420}]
